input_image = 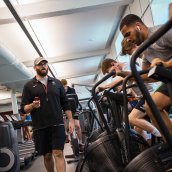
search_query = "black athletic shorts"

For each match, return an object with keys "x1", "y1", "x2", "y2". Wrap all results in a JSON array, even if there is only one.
[
  {"x1": 134, "y1": 97, "x2": 145, "y2": 113},
  {"x1": 33, "y1": 125, "x2": 66, "y2": 155},
  {"x1": 155, "y1": 83, "x2": 169, "y2": 97},
  {"x1": 64, "y1": 112, "x2": 79, "y2": 120},
  {"x1": 133, "y1": 84, "x2": 169, "y2": 114}
]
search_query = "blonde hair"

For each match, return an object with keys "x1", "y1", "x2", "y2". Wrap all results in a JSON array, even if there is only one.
[{"x1": 121, "y1": 39, "x2": 136, "y2": 55}]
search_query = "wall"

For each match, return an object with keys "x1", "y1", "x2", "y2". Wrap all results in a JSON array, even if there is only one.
[
  {"x1": 0, "y1": 103, "x2": 21, "y2": 113},
  {"x1": 113, "y1": 0, "x2": 171, "y2": 63},
  {"x1": 95, "y1": 0, "x2": 171, "y2": 83}
]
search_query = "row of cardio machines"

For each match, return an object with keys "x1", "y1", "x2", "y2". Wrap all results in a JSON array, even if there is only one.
[
  {"x1": 65, "y1": 93, "x2": 99, "y2": 164},
  {"x1": 0, "y1": 113, "x2": 36, "y2": 172},
  {"x1": 75, "y1": 19, "x2": 172, "y2": 172}
]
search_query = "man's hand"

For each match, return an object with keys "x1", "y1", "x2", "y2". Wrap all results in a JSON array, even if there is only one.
[
  {"x1": 112, "y1": 63, "x2": 122, "y2": 73},
  {"x1": 65, "y1": 110, "x2": 74, "y2": 134},
  {"x1": 24, "y1": 99, "x2": 40, "y2": 113},
  {"x1": 68, "y1": 118, "x2": 74, "y2": 134},
  {"x1": 150, "y1": 58, "x2": 164, "y2": 67},
  {"x1": 97, "y1": 86, "x2": 105, "y2": 92},
  {"x1": 32, "y1": 100, "x2": 40, "y2": 109}
]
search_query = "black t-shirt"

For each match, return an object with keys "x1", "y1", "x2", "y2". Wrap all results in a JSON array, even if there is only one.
[
  {"x1": 66, "y1": 86, "x2": 79, "y2": 112},
  {"x1": 21, "y1": 76, "x2": 71, "y2": 130}
]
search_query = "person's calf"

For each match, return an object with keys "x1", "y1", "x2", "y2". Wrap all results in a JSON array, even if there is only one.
[
  {"x1": 75, "y1": 125, "x2": 82, "y2": 141},
  {"x1": 43, "y1": 153, "x2": 54, "y2": 172},
  {"x1": 52, "y1": 150, "x2": 65, "y2": 172}
]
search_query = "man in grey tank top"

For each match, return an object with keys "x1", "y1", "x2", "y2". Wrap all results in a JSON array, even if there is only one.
[{"x1": 119, "y1": 13, "x2": 172, "y2": 137}]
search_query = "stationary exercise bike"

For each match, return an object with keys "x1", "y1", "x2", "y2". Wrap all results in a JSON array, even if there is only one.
[
  {"x1": 124, "y1": 19, "x2": 172, "y2": 172},
  {"x1": 65, "y1": 94, "x2": 82, "y2": 164},
  {"x1": 76, "y1": 71, "x2": 149, "y2": 172}
]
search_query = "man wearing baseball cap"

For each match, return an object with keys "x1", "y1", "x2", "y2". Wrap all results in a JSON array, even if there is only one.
[
  {"x1": 34, "y1": 57, "x2": 48, "y2": 66},
  {"x1": 21, "y1": 57, "x2": 74, "y2": 172}
]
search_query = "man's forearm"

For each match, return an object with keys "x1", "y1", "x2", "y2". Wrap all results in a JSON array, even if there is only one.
[
  {"x1": 141, "y1": 74, "x2": 159, "y2": 83},
  {"x1": 164, "y1": 59, "x2": 172, "y2": 68},
  {"x1": 24, "y1": 103, "x2": 33, "y2": 114},
  {"x1": 117, "y1": 71, "x2": 131, "y2": 78}
]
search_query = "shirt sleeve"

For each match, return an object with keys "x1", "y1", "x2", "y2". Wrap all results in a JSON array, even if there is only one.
[
  {"x1": 143, "y1": 48, "x2": 162, "y2": 63},
  {"x1": 72, "y1": 88, "x2": 79, "y2": 108},
  {"x1": 142, "y1": 56, "x2": 151, "y2": 66},
  {"x1": 20, "y1": 84, "x2": 33, "y2": 114},
  {"x1": 161, "y1": 28, "x2": 172, "y2": 47},
  {"x1": 59, "y1": 84, "x2": 71, "y2": 111}
]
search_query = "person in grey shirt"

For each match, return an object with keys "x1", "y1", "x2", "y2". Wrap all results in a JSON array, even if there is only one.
[{"x1": 119, "y1": 13, "x2": 172, "y2": 137}]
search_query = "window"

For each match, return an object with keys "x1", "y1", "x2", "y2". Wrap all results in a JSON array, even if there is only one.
[{"x1": 150, "y1": 0, "x2": 171, "y2": 25}]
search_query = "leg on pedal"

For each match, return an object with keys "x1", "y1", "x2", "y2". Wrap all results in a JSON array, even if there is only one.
[
  {"x1": 145, "y1": 91, "x2": 172, "y2": 138},
  {"x1": 74, "y1": 119, "x2": 85, "y2": 153}
]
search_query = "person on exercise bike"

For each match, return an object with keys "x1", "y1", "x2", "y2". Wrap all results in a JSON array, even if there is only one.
[
  {"x1": 119, "y1": 13, "x2": 172, "y2": 137},
  {"x1": 100, "y1": 57, "x2": 161, "y2": 140},
  {"x1": 98, "y1": 59, "x2": 132, "y2": 92},
  {"x1": 121, "y1": 38, "x2": 162, "y2": 139},
  {"x1": 61, "y1": 79, "x2": 84, "y2": 153}
]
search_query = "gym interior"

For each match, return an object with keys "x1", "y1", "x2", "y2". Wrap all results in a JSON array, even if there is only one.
[{"x1": 0, "y1": 0, "x2": 172, "y2": 172}]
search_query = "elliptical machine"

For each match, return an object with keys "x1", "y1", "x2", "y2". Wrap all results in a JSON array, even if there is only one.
[
  {"x1": 65, "y1": 93, "x2": 81, "y2": 164},
  {"x1": 0, "y1": 122, "x2": 20, "y2": 172},
  {"x1": 76, "y1": 71, "x2": 149, "y2": 172}
]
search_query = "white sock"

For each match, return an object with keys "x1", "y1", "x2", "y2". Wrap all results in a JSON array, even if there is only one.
[
  {"x1": 140, "y1": 130, "x2": 148, "y2": 140},
  {"x1": 152, "y1": 128, "x2": 161, "y2": 137}
]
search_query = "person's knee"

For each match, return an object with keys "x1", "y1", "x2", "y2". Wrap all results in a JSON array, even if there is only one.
[
  {"x1": 134, "y1": 126, "x2": 142, "y2": 133},
  {"x1": 44, "y1": 153, "x2": 52, "y2": 161},
  {"x1": 128, "y1": 109, "x2": 139, "y2": 126},
  {"x1": 144, "y1": 103, "x2": 155, "y2": 120},
  {"x1": 53, "y1": 150, "x2": 63, "y2": 159},
  {"x1": 144, "y1": 100, "x2": 162, "y2": 114},
  {"x1": 128, "y1": 114, "x2": 135, "y2": 126}
]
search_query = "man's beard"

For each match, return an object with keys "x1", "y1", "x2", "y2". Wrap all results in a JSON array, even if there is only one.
[
  {"x1": 36, "y1": 68, "x2": 48, "y2": 77},
  {"x1": 134, "y1": 29, "x2": 144, "y2": 46}
]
